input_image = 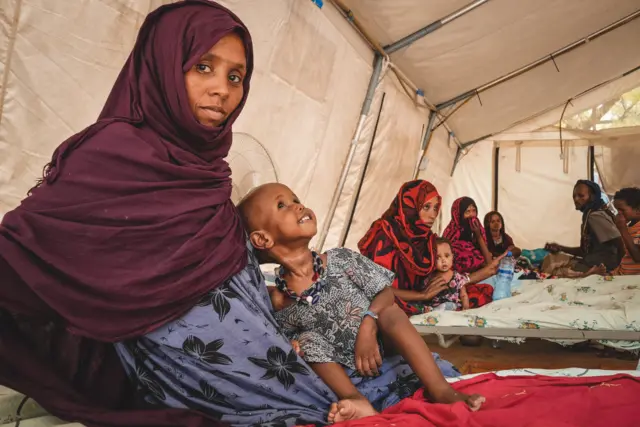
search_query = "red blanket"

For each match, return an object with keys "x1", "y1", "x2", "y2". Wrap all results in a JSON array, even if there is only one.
[{"x1": 303, "y1": 373, "x2": 640, "y2": 427}]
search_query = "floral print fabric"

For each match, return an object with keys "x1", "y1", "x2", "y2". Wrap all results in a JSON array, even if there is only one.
[{"x1": 115, "y1": 242, "x2": 461, "y2": 426}]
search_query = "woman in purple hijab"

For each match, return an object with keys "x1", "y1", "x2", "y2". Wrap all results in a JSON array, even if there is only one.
[{"x1": 0, "y1": 1, "x2": 459, "y2": 426}]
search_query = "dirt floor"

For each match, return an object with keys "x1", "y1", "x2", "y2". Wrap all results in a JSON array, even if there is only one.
[{"x1": 424, "y1": 337, "x2": 638, "y2": 374}]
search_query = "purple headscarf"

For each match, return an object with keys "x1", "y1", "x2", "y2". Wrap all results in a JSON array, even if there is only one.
[{"x1": 0, "y1": 1, "x2": 252, "y2": 425}]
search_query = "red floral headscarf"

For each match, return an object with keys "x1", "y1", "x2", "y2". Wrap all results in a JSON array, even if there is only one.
[{"x1": 359, "y1": 180, "x2": 440, "y2": 315}]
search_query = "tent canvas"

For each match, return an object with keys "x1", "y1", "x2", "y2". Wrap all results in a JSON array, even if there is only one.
[{"x1": 1, "y1": 0, "x2": 639, "y2": 251}]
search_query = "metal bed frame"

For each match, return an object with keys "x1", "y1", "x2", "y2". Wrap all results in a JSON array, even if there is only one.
[{"x1": 415, "y1": 325, "x2": 640, "y2": 369}]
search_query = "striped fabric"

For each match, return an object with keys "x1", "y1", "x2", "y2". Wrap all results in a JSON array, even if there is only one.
[{"x1": 613, "y1": 221, "x2": 640, "y2": 276}]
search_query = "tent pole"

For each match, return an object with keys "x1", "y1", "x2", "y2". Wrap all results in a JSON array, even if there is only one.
[
  {"x1": 384, "y1": 0, "x2": 489, "y2": 54},
  {"x1": 339, "y1": 93, "x2": 386, "y2": 247},
  {"x1": 436, "y1": 8, "x2": 640, "y2": 111},
  {"x1": 412, "y1": 110, "x2": 437, "y2": 179},
  {"x1": 317, "y1": 54, "x2": 385, "y2": 250}
]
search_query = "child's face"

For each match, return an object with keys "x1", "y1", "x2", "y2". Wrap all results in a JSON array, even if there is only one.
[
  {"x1": 436, "y1": 242, "x2": 453, "y2": 273},
  {"x1": 489, "y1": 214, "x2": 502, "y2": 232},
  {"x1": 614, "y1": 199, "x2": 640, "y2": 221},
  {"x1": 247, "y1": 183, "x2": 317, "y2": 245},
  {"x1": 419, "y1": 196, "x2": 440, "y2": 227}
]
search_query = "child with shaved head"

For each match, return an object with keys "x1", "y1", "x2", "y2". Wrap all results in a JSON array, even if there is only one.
[{"x1": 238, "y1": 183, "x2": 484, "y2": 423}]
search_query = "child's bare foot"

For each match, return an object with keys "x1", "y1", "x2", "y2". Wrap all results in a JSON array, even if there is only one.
[
  {"x1": 433, "y1": 389, "x2": 485, "y2": 411},
  {"x1": 327, "y1": 398, "x2": 377, "y2": 424}
]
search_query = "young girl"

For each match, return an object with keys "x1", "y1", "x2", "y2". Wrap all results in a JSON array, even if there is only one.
[
  {"x1": 425, "y1": 238, "x2": 503, "y2": 312},
  {"x1": 238, "y1": 183, "x2": 484, "y2": 424},
  {"x1": 612, "y1": 187, "x2": 640, "y2": 275},
  {"x1": 483, "y1": 211, "x2": 522, "y2": 259}
]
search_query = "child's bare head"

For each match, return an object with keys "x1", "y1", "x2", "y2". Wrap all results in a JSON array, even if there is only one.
[
  {"x1": 238, "y1": 183, "x2": 317, "y2": 253},
  {"x1": 435, "y1": 237, "x2": 454, "y2": 273}
]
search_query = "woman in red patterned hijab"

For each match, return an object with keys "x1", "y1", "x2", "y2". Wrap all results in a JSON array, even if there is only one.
[{"x1": 358, "y1": 180, "x2": 441, "y2": 315}]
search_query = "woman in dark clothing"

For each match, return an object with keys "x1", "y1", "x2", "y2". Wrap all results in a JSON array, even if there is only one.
[{"x1": 544, "y1": 180, "x2": 623, "y2": 277}]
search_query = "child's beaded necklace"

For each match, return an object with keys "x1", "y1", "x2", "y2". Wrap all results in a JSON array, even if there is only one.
[{"x1": 275, "y1": 251, "x2": 326, "y2": 306}]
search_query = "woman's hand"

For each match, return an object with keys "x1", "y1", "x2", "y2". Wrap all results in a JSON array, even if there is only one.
[
  {"x1": 421, "y1": 276, "x2": 449, "y2": 300},
  {"x1": 614, "y1": 212, "x2": 628, "y2": 231},
  {"x1": 470, "y1": 217, "x2": 482, "y2": 237},
  {"x1": 484, "y1": 252, "x2": 507, "y2": 275},
  {"x1": 544, "y1": 242, "x2": 561, "y2": 253},
  {"x1": 354, "y1": 316, "x2": 382, "y2": 377}
]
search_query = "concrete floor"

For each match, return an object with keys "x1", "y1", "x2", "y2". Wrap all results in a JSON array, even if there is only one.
[{"x1": 425, "y1": 337, "x2": 637, "y2": 374}]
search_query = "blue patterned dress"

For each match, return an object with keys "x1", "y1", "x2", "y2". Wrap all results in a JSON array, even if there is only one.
[{"x1": 115, "y1": 242, "x2": 460, "y2": 426}]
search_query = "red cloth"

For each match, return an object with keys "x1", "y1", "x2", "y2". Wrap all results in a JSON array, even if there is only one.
[
  {"x1": 304, "y1": 373, "x2": 640, "y2": 427},
  {"x1": 358, "y1": 180, "x2": 440, "y2": 315}
]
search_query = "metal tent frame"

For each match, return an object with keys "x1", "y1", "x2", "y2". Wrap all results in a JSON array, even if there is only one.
[{"x1": 317, "y1": 0, "x2": 640, "y2": 249}]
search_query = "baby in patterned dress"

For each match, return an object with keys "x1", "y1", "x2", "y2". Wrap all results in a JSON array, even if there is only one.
[
  {"x1": 426, "y1": 237, "x2": 500, "y2": 312},
  {"x1": 238, "y1": 183, "x2": 484, "y2": 424}
]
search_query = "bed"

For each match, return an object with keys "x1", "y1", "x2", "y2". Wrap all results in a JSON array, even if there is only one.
[{"x1": 410, "y1": 274, "x2": 640, "y2": 366}]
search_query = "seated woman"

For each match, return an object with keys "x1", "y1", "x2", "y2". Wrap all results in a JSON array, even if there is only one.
[
  {"x1": 611, "y1": 187, "x2": 640, "y2": 275},
  {"x1": 0, "y1": 3, "x2": 362, "y2": 426},
  {"x1": 358, "y1": 181, "x2": 497, "y2": 316},
  {"x1": 544, "y1": 180, "x2": 622, "y2": 277},
  {"x1": 484, "y1": 211, "x2": 522, "y2": 259},
  {"x1": 443, "y1": 197, "x2": 493, "y2": 273}
]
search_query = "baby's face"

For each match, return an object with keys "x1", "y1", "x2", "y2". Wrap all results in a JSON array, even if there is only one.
[
  {"x1": 248, "y1": 183, "x2": 318, "y2": 243},
  {"x1": 436, "y1": 243, "x2": 453, "y2": 273}
]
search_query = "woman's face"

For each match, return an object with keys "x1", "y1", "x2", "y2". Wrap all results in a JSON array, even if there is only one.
[
  {"x1": 419, "y1": 196, "x2": 440, "y2": 227},
  {"x1": 463, "y1": 203, "x2": 477, "y2": 219},
  {"x1": 489, "y1": 214, "x2": 502, "y2": 232},
  {"x1": 184, "y1": 33, "x2": 247, "y2": 127}
]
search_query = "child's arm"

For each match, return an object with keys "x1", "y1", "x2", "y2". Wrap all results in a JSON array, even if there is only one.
[
  {"x1": 460, "y1": 286, "x2": 470, "y2": 310},
  {"x1": 367, "y1": 286, "x2": 395, "y2": 314}
]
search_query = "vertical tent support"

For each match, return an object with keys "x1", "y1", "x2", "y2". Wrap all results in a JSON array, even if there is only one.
[
  {"x1": 317, "y1": 54, "x2": 385, "y2": 251},
  {"x1": 340, "y1": 92, "x2": 386, "y2": 247},
  {"x1": 493, "y1": 146, "x2": 500, "y2": 211},
  {"x1": 412, "y1": 110, "x2": 437, "y2": 179},
  {"x1": 588, "y1": 145, "x2": 595, "y2": 181}
]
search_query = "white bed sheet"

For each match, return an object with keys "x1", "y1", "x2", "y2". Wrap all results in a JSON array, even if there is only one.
[{"x1": 411, "y1": 275, "x2": 640, "y2": 350}]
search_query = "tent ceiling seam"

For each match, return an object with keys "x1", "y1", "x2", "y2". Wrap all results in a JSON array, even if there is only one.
[
  {"x1": 455, "y1": 63, "x2": 640, "y2": 150},
  {"x1": 436, "y1": 8, "x2": 640, "y2": 111},
  {"x1": 383, "y1": 0, "x2": 489, "y2": 54}
]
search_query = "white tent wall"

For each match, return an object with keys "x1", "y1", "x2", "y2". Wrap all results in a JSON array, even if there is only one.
[
  {"x1": 594, "y1": 134, "x2": 640, "y2": 194},
  {"x1": 0, "y1": 0, "x2": 376, "y2": 232},
  {"x1": 323, "y1": 72, "x2": 457, "y2": 250},
  {"x1": 440, "y1": 141, "x2": 494, "y2": 235},
  {"x1": 497, "y1": 143, "x2": 589, "y2": 249},
  {"x1": 442, "y1": 140, "x2": 588, "y2": 251}
]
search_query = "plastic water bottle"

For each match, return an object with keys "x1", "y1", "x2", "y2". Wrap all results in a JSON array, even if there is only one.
[{"x1": 493, "y1": 251, "x2": 516, "y2": 300}]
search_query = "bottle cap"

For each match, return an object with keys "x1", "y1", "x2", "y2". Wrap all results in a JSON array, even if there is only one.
[{"x1": 507, "y1": 251, "x2": 513, "y2": 257}]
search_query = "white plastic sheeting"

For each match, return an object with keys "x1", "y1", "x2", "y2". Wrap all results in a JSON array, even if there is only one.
[
  {"x1": 341, "y1": 0, "x2": 640, "y2": 142},
  {"x1": 1, "y1": 0, "x2": 639, "y2": 251}
]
